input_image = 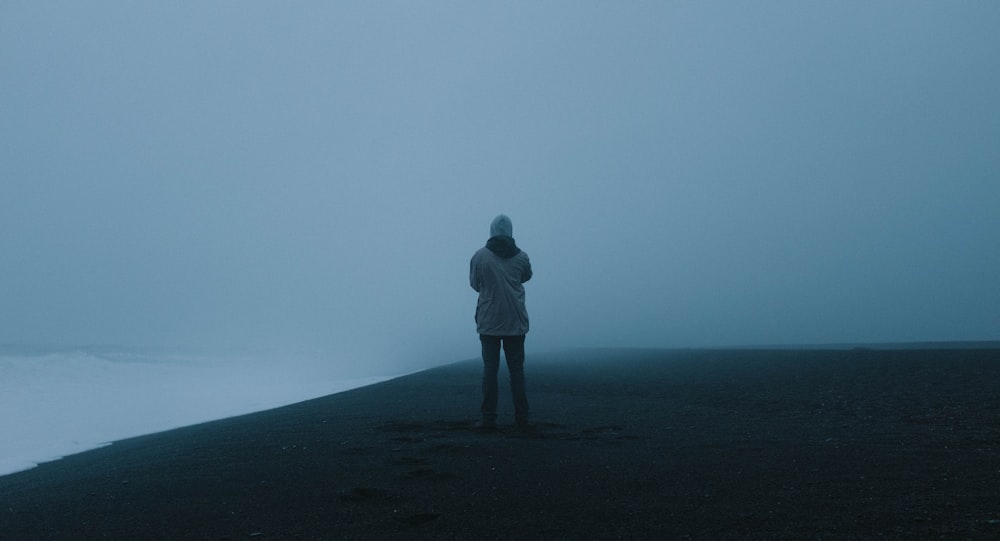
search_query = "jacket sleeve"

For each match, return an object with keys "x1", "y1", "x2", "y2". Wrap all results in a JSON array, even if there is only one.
[
  {"x1": 521, "y1": 255, "x2": 532, "y2": 283},
  {"x1": 470, "y1": 255, "x2": 480, "y2": 292}
]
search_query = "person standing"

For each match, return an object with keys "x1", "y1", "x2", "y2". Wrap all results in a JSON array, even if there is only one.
[{"x1": 469, "y1": 214, "x2": 533, "y2": 429}]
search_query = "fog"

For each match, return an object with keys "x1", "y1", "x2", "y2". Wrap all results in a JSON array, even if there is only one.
[{"x1": 2, "y1": 2, "x2": 998, "y2": 374}]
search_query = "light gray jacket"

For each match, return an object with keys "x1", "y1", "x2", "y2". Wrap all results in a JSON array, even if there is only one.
[{"x1": 470, "y1": 234, "x2": 532, "y2": 336}]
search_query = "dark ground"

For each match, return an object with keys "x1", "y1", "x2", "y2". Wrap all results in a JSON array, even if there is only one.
[{"x1": 2, "y1": 348, "x2": 999, "y2": 540}]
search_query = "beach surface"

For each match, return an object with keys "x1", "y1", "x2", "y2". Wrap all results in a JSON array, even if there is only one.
[{"x1": 2, "y1": 348, "x2": 999, "y2": 540}]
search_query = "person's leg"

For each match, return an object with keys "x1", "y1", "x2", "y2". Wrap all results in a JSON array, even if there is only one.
[
  {"x1": 502, "y1": 335, "x2": 529, "y2": 426},
  {"x1": 480, "y1": 334, "x2": 501, "y2": 427}
]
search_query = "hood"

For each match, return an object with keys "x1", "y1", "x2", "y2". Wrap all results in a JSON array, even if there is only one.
[
  {"x1": 486, "y1": 236, "x2": 521, "y2": 259},
  {"x1": 490, "y1": 214, "x2": 513, "y2": 238}
]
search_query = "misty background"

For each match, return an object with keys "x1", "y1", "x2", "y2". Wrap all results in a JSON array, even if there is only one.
[{"x1": 2, "y1": 2, "x2": 998, "y2": 376}]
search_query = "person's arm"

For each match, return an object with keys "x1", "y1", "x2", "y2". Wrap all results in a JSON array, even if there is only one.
[
  {"x1": 521, "y1": 256, "x2": 532, "y2": 283},
  {"x1": 470, "y1": 256, "x2": 481, "y2": 292}
]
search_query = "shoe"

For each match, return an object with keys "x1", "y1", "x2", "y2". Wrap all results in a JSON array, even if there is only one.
[{"x1": 475, "y1": 419, "x2": 497, "y2": 431}]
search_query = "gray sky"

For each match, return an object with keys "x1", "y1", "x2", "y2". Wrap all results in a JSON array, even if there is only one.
[{"x1": 2, "y1": 2, "x2": 998, "y2": 371}]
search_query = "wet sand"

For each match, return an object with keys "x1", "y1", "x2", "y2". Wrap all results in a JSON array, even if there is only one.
[{"x1": 2, "y1": 348, "x2": 999, "y2": 540}]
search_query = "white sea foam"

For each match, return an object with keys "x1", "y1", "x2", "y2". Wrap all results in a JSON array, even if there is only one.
[{"x1": 0, "y1": 348, "x2": 393, "y2": 477}]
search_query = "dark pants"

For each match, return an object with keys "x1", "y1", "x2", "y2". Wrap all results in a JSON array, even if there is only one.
[{"x1": 480, "y1": 334, "x2": 529, "y2": 425}]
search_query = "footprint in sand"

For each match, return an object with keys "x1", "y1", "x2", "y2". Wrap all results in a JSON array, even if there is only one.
[
  {"x1": 394, "y1": 512, "x2": 440, "y2": 527},
  {"x1": 338, "y1": 486, "x2": 393, "y2": 503},
  {"x1": 405, "y1": 467, "x2": 459, "y2": 480}
]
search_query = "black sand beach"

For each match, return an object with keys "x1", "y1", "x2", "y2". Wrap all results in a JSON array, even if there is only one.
[{"x1": 2, "y1": 348, "x2": 999, "y2": 540}]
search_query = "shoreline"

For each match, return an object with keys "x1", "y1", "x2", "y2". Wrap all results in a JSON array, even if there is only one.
[
  {"x1": 0, "y1": 369, "x2": 400, "y2": 479},
  {"x1": 3, "y1": 347, "x2": 1000, "y2": 539}
]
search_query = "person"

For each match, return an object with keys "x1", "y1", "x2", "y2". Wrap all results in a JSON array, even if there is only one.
[{"x1": 469, "y1": 214, "x2": 533, "y2": 430}]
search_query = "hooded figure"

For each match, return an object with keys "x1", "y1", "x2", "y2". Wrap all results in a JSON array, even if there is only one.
[
  {"x1": 470, "y1": 214, "x2": 532, "y2": 335},
  {"x1": 470, "y1": 214, "x2": 533, "y2": 429}
]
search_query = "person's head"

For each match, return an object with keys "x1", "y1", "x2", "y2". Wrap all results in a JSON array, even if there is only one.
[{"x1": 490, "y1": 214, "x2": 513, "y2": 238}]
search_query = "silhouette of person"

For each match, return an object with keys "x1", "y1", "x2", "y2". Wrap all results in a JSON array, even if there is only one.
[{"x1": 469, "y1": 214, "x2": 532, "y2": 429}]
